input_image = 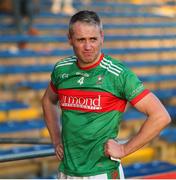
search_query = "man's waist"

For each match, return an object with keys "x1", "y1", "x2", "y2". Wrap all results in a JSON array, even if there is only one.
[{"x1": 59, "y1": 160, "x2": 118, "y2": 177}]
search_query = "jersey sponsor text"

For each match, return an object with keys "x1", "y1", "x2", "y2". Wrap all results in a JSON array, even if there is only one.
[{"x1": 60, "y1": 94, "x2": 101, "y2": 110}]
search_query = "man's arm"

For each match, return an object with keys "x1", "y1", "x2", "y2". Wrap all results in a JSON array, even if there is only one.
[
  {"x1": 42, "y1": 84, "x2": 63, "y2": 160},
  {"x1": 104, "y1": 92, "x2": 171, "y2": 159}
]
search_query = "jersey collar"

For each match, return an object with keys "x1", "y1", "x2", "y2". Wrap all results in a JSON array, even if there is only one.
[{"x1": 77, "y1": 53, "x2": 104, "y2": 70}]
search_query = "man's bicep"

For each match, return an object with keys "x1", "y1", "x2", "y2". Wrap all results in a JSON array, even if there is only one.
[
  {"x1": 43, "y1": 84, "x2": 58, "y2": 105},
  {"x1": 133, "y1": 92, "x2": 166, "y2": 115}
]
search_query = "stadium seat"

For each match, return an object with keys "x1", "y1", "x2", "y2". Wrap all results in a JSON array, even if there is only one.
[
  {"x1": 8, "y1": 107, "x2": 42, "y2": 121},
  {"x1": 122, "y1": 147, "x2": 155, "y2": 165},
  {"x1": 155, "y1": 127, "x2": 176, "y2": 163},
  {"x1": 0, "y1": 111, "x2": 7, "y2": 122},
  {"x1": 0, "y1": 119, "x2": 45, "y2": 134},
  {"x1": 40, "y1": 128, "x2": 50, "y2": 138},
  {"x1": 0, "y1": 100, "x2": 29, "y2": 111},
  {"x1": 124, "y1": 160, "x2": 176, "y2": 178}
]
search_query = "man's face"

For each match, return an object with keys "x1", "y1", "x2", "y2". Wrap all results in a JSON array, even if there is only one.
[{"x1": 68, "y1": 21, "x2": 104, "y2": 67}]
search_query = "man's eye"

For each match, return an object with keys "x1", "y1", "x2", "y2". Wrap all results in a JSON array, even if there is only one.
[
  {"x1": 90, "y1": 38, "x2": 97, "y2": 42},
  {"x1": 78, "y1": 39, "x2": 84, "y2": 42}
]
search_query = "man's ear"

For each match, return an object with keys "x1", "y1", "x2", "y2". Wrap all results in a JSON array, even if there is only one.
[
  {"x1": 67, "y1": 33, "x2": 73, "y2": 46},
  {"x1": 100, "y1": 30, "x2": 104, "y2": 44}
]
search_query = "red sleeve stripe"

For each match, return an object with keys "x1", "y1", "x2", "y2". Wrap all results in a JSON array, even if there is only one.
[
  {"x1": 50, "y1": 81, "x2": 58, "y2": 94},
  {"x1": 130, "y1": 89, "x2": 150, "y2": 106}
]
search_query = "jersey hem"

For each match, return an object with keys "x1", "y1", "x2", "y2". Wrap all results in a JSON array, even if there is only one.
[{"x1": 59, "y1": 166, "x2": 118, "y2": 177}]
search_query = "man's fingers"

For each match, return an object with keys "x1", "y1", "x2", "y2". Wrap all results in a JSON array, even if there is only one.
[
  {"x1": 56, "y1": 151, "x2": 63, "y2": 160},
  {"x1": 55, "y1": 144, "x2": 64, "y2": 160},
  {"x1": 104, "y1": 141, "x2": 110, "y2": 157}
]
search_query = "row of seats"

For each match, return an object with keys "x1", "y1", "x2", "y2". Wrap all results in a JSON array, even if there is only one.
[
  {"x1": 1, "y1": 34, "x2": 176, "y2": 43},
  {"x1": 2, "y1": 22, "x2": 176, "y2": 31},
  {"x1": 1, "y1": 59, "x2": 176, "y2": 73},
  {"x1": 1, "y1": 46, "x2": 176, "y2": 57},
  {"x1": 124, "y1": 160, "x2": 176, "y2": 178},
  {"x1": 0, "y1": 119, "x2": 45, "y2": 134},
  {"x1": 0, "y1": 100, "x2": 42, "y2": 122},
  {"x1": 1, "y1": 34, "x2": 176, "y2": 51}
]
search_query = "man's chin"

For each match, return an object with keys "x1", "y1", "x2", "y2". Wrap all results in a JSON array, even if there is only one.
[
  {"x1": 84, "y1": 59, "x2": 96, "y2": 64},
  {"x1": 78, "y1": 59, "x2": 96, "y2": 67}
]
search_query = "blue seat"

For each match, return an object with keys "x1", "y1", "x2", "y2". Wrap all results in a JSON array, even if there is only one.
[
  {"x1": 0, "y1": 34, "x2": 67, "y2": 43},
  {"x1": 0, "y1": 100, "x2": 29, "y2": 111},
  {"x1": 153, "y1": 89, "x2": 176, "y2": 99},
  {"x1": 0, "y1": 64, "x2": 54, "y2": 74},
  {"x1": 139, "y1": 74, "x2": 176, "y2": 82},
  {"x1": 0, "y1": 119, "x2": 45, "y2": 133},
  {"x1": 160, "y1": 127, "x2": 176, "y2": 143},
  {"x1": 14, "y1": 81, "x2": 49, "y2": 90},
  {"x1": 123, "y1": 109, "x2": 145, "y2": 120},
  {"x1": 124, "y1": 105, "x2": 176, "y2": 121},
  {"x1": 125, "y1": 60, "x2": 176, "y2": 67},
  {"x1": 124, "y1": 161, "x2": 176, "y2": 178}
]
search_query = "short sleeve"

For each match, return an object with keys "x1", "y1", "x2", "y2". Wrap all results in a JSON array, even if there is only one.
[{"x1": 50, "y1": 65, "x2": 59, "y2": 93}]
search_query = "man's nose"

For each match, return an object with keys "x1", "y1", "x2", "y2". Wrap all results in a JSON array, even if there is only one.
[{"x1": 84, "y1": 42, "x2": 91, "y2": 50}]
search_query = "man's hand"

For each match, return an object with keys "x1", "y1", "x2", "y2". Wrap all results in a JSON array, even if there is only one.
[
  {"x1": 55, "y1": 143, "x2": 64, "y2": 161},
  {"x1": 104, "y1": 139, "x2": 125, "y2": 159}
]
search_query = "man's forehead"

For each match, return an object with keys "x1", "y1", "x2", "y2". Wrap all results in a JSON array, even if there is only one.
[
  {"x1": 72, "y1": 21, "x2": 100, "y2": 29},
  {"x1": 69, "y1": 21, "x2": 103, "y2": 38}
]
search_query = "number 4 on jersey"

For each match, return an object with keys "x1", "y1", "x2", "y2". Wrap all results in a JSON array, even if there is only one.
[{"x1": 77, "y1": 77, "x2": 84, "y2": 85}]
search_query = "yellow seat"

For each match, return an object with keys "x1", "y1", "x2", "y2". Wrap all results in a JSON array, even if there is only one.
[
  {"x1": 40, "y1": 127, "x2": 50, "y2": 138},
  {"x1": 131, "y1": 0, "x2": 143, "y2": 4},
  {"x1": 152, "y1": 6, "x2": 176, "y2": 18},
  {"x1": 0, "y1": 111, "x2": 7, "y2": 122},
  {"x1": 122, "y1": 147, "x2": 155, "y2": 165},
  {"x1": 8, "y1": 107, "x2": 41, "y2": 121}
]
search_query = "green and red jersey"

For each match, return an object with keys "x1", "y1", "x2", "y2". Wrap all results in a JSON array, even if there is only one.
[{"x1": 50, "y1": 54, "x2": 149, "y2": 176}]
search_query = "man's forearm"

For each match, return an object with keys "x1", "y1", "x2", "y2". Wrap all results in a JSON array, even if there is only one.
[
  {"x1": 105, "y1": 111, "x2": 171, "y2": 159},
  {"x1": 42, "y1": 99, "x2": 61, "y2": 147},
  {"x1": 123, "y1": 113, "x2": 171, "y2": 157}
]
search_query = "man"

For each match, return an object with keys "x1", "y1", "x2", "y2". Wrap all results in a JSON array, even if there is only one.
[
  {"x1": 42, "y1": 10, "x2": 171, "y2": 179},
  {"x1": 51, "y1": 0, "x2": 76, "y2": 15}
]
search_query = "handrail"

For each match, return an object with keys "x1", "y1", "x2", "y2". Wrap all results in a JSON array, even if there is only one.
[
  {"x1": 0, "y1": 138, "x2": 51, "y2": 144},
  {"x1": 0, "y1": 138, "x2": 55, "y2": 163},
  {"x1": 0, "y1": 148, "x2": 55, "y2": 163}
]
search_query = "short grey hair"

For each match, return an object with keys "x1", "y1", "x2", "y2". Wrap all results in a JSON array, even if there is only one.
[{"x1": 68, "y1": 10, "x2": 103, "y2": 35}]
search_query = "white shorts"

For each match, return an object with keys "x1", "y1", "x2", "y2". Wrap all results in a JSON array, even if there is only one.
[{"x1": 58, "y1": 164, "x2": 125, "y2": 179}]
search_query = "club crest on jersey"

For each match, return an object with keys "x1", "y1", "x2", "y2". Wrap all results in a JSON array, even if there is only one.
[{"x1": 96, "y1": 75, "x2": 104, "y2": 84}]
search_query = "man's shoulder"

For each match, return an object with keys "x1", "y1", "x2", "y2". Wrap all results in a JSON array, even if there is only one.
[
  {"x1": 54, "y1": 56, "x2": 77, "y2": 69},
  {"x1": 103, "y1": 55, "x2": 125, "y2": 68},
  {"x1": 101, "y1": 55, "x2": 128, "y2": 76}
]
